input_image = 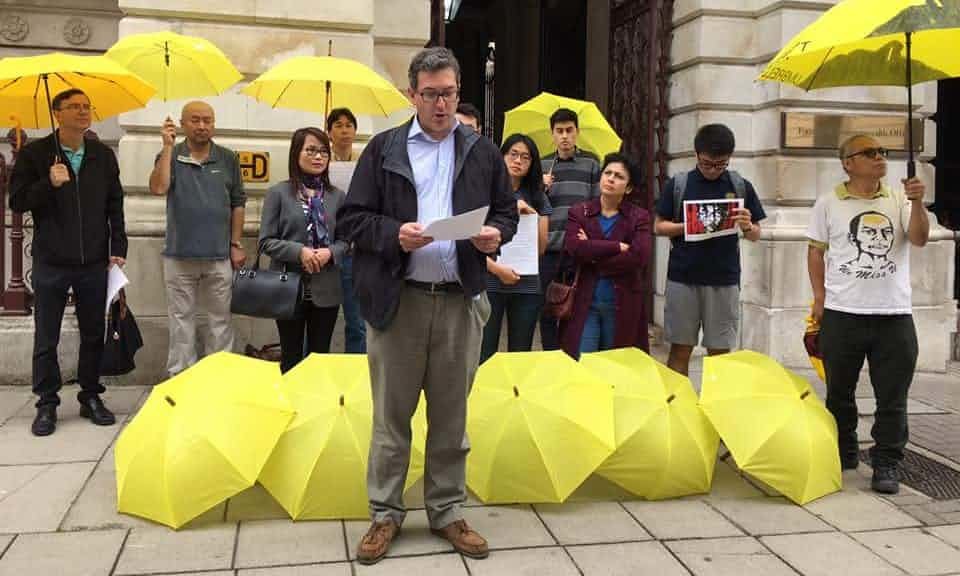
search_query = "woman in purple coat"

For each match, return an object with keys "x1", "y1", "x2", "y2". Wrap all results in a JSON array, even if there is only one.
[{"x1": 560, "y1": 153, "x2": 651, "y2": 358}]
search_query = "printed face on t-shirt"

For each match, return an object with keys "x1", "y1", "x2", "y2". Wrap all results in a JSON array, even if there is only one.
[{"x1": 853, "y1": 212, "x2": 894, "y2": 257}]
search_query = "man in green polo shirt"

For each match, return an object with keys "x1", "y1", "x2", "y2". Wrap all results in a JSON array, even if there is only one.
[{"x1": 149, "y1": 101, "x2": 245, "y2": 376}]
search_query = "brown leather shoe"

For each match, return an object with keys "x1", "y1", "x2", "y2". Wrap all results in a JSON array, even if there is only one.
[
  {"x1": 431, "y1": 519, "x2": 489, "y2": 559},
  {"x1": 356, "y1": 518, "x2": 400, "y2": 565}
]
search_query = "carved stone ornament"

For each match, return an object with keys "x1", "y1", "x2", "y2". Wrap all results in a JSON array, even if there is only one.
[
  {"x1": 63, "y1": 17, "x2": 91, "y2": 45},
  {"x1": 1, "y1": 14, "x2": 29, "y2": 42}
]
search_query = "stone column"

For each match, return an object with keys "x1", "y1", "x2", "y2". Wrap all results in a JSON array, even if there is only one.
[{"x1": 655, "y1": 0, "x2": 956, "y2": 371}]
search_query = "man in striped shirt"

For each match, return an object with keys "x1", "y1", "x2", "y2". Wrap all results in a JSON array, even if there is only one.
[{"x1": 538, "y1": 108, "x2": 600, "y2": 350}]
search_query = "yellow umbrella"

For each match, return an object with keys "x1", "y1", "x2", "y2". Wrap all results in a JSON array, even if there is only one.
[
  {"x1": 0, "y1": 52, "x2": 155, "y2": 129},
  {"x1": 258, "y1": 354, "x2": 426, "y2": 520},
  {"x1": 115, "y1": 352, "x2": 293, "y2": 529},
  {"x1": 501, "y1": 92, "x2": 622, "y2": 161},
  {"x1": 241, "y1": 55, "x2": 411, "y2": 119},
  {"x1": 581, "y1": 349, "x2": 719, "y2": 500},
  {"x1": 759, "y1": 0, "x2": 960, "y2": 177},
  {"x1": 466, "y1": 351, "x2": 616, "y2": 504},
  {"x1": 105, "y1": 31, "x2": 242, "y2": 101},
  {"x1": 701, "y1": 350, "x2": 841, "y2": 505}
]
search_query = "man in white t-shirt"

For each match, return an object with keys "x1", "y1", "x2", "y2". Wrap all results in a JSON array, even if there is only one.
[{"x1": 806, "y1": 134, "x2": 929, "y2": 495}]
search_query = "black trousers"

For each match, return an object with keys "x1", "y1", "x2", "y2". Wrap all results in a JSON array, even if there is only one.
[
  {"x1": 32, "y1": 261, "x2": 108, "y2": 408},
  {"x1": 275, "y1": 300, "x2": 339, "y2": 373},
  {"x1": 819, "y1": 309, "x2": 918, "y2": 467}
]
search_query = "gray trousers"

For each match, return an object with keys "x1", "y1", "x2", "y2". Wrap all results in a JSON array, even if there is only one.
[
  {"x1": 366, "y1": 285, "x2": 489, "y2": 528},
  {"x1": 163, "y1": 257, "x2": 235, "y2": 376}
]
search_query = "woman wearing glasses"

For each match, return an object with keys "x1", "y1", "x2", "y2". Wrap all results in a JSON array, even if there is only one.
[
  {"x1": 259, "y1": 127, "x2": 348, "y2": 372},
  {"x1": 480, "y1": 134, "x2": 552, "y2": 363}
]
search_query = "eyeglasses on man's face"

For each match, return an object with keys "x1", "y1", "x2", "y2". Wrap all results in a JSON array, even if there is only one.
[
  {"x1": 697, "y1": 155, "x2": 730, "y2": 170},
  {"x1": 845, "y1": 147, "x2": 889, "y2": 160},
  {"x1": 418, "y1": 88, "x2": 460, "y2": 104},
  {"x1": 58, "y1": 103, "x2": 94, "y2": 112},
  {"x1": 303, "y1": 147, "x2": 331, "y2": 159}
]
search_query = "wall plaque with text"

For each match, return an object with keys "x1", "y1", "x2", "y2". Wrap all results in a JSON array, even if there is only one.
[
  {"x1": 782, "y1": 113, "x2": 923, "y2": 152},
  {"x1": 238, "y1": 151, "x2": 270, "y2": 182}
]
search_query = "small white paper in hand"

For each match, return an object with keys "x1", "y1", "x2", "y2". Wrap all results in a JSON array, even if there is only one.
[
  {"x1": 422, "y1": 205, "x2": 489, "y2": 241},
  {"x1": 105, "y1": 264, "x2": 129, "y2": 314}
]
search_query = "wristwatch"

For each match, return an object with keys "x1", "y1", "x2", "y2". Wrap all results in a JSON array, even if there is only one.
[{"x1": 231, "y1": 241, "x2": 243, "y2": 249}]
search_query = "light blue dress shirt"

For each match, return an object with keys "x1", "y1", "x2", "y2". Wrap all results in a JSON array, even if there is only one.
[{"x1": 406, "y1": 116, "x2": 460, "y2": 283}]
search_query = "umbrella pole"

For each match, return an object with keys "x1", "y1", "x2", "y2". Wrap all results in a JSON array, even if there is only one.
[
  {"x1": 906, "y1": 31, "x2": 915, "y2": 179},
  {"x1": 42, "y1": 74, "x2": 61, "y2": 162}
]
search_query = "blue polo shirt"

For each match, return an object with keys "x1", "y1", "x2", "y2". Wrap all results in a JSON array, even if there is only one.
[
  {"x1": 656, "y1": 169, "x2": 765, "y2": 286},
  {"x1": 61, "y1": 142, "x2": 84, "y2": 175}
]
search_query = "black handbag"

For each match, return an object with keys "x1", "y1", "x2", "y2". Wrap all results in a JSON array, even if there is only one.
[
  {"x1": 101, "y1": 288, "x2": 143, "y2": 376},
  {"x1": 231, "y1": 249, "x2": 302, "y2": 320}
]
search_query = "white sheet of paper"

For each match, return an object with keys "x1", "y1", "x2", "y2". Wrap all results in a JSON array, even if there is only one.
[
  {"x1": 422, "y1": 205, "x2": 489, "y2": 241},
  {"x1": 105, "y1": 264, "x2": 129, "y2": 314},
  {"x1": 328, "y1": 161, "x2": 357, "y2": 193},
  {"x1": 498, "y1": 214, "x2": 539, "y2": 275}
]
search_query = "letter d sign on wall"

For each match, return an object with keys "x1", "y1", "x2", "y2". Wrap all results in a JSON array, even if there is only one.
[{"x1": 238, "y1": 151, "x2": 270, "y2": 183}]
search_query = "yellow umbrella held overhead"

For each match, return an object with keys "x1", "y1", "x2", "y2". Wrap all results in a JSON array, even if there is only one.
[
  {"x1": 581, "y1": 349, "x2": 719, "y2": 500},
  {"x1": 701, "y1": 350, "x2": 841, "y2": 505},
  {"x1": 115, "y1": 352, "x2": 293, "y2": 529},
  {"x1": 242, "y1": 56, "x2": 411, "y2": 119},
  {"x1": 105, "y1": 31, "x2": 242, "y2": 101},
  {"x1": 759, "y1": 0, "x2": 960, "y2": 177},
  {"x1": 502, "y1": 92, "x2": 622, "y2": 161},
  {"x1": 466, "y1": 351, "x2": 616, "y2": 504},
  {"x1": 258, "y1": 354, "x2": 426, "y2": 520},
  {"x1": 0, "y1": 53, "x2": 155, "y2": 130}
]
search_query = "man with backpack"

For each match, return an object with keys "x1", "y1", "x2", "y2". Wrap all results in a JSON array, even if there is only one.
[{"x1": 654, "y1": 124, "x2": 765, "y2": 375}]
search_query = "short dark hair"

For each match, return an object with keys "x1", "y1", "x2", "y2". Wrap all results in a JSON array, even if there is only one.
[
  {"x1": 52, "y1": 89, "x2": 87, "y2": 111},
  {"x1": 326, "y1": 107, "x2": 357, "y2": 131},
  {"x1": 601, "y1": 152, "x2": 639, "y2": 188},
  {"x1": 501, "y1": 133, "x2": 545, "y2": 196},
  {"x1": 408, "y1": 47, "x2": 461, "y2": 90},
  {"x1": 694, "y1": 123, "x2": 736, "y2": 156},
  {"x1": 456, "y1": 102, "x2": 481, "y2": 121},
  {"x1": 550, "y1": 108, "x2": 579, "y2": 130},
  {"x1": 287, "y1": 127, "x2": 331, "y2": 191}
]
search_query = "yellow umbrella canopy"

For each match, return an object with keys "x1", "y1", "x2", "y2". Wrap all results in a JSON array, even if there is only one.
[
  {"x1": 115, "y1": 352, "x2": 293, "y2": 529},
  {"x1": 759, "y1": 0, "x2": 960, "y2": 176},
  {"x1": 0, "y1": 52, "x2": 155, "y2": 128},
  {"x1": 466, "y1": 351, "x2": 616, "y2": 504},
  {"x1": 701, "y1": 350, "x2": 841, "y2": 505},
  {"x1": 501, "y1": 92, "x2": 622, "y2": 161},
  {"x1": 105, "y1": 31, "x2": 242, "y2": 101},
  {"x1": 241, "y1": 55, "x2": 411, "y2": 118},
  {"x1": 258, "y1": 354, "x2": 426, "y2": 520},
  {"x1": 581, "y1": 349, "x2": 719, "y2": 500}
]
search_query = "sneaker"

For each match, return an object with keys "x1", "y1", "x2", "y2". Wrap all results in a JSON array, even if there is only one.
[
  {"x1": 356, "y1": 518, "x2": 400, "y2": 565},
  {"x1": 871, "y1": 465, "x2": 899, "y2": 494},
  {"x1": 31, "y1": 405, "x2": 57, "y2": 436},
  {"x1": 79, "y1": 396, "x2": 116, "y2": 426}
]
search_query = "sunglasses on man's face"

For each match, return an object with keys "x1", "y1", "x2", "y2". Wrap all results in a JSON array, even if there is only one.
[{"x1": 845, "y1": 147, "x2": 889, "y2": 160}]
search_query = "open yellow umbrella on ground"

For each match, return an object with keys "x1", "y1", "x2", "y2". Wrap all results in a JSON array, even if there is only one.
[
  {"x1": 105, "y1": 31, "x2": 241, "y2": 101},
  {"x1": 115, "y1": 352, "x2": 293, "y2": 529},
  {"x1": 466, "y1": 351, "x2": 616, "y2": 504},
  {"x1": 701, "y1": 350, "x2": 841, "y2": 505},
  {"x1": 759, "y1": 0, "x2": 960, "y2": 177},
  {"x1": 0, "y1": 52, "x2": 155, "y2": 129},
  {"x1": 501, "y1": 92, "x2": 622, "y2": 161},
  {"x1": 258, "y1": 354, "x2": 426, "y2": 520},
  {"x1": 241, "y1": 55, "x2": 411, "y2": 119},
  {"x1": 581, "y1": 348, "x2": 719, "y2": 500}
]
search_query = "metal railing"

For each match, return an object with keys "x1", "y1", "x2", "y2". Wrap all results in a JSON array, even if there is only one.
[{"x1": 1, "y1": 132, "x2": 32, "y2": 316}]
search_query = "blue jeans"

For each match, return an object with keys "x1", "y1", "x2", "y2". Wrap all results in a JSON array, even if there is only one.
[
  {"x1": 340, "y1": 255, "x2": 366, "y2": 354},
  {"x1": 579, "y1": 300, "x2": 617, "y2": 355},
  {"x1": 480, "y1": 292, "x2": 543, "y2": 363}
]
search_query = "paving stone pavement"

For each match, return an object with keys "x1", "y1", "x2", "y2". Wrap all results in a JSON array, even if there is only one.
[{"x1": 1, "y1": 352, "x2": 959, "y2": 575}]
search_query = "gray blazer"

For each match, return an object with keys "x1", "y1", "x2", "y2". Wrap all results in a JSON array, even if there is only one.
[{"x1": 258, "y1": 180, "x2": 347, "y2": 308}]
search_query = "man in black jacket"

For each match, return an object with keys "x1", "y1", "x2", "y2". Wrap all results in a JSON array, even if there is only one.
[
  {"x1": 9, "y1": 89, "x2": 127, "y2": 436},
  {"x1": 337, "y1": 47, "x2": 517, "y2": 565}
]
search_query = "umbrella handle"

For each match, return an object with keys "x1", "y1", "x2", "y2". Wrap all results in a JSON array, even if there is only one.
[
  {"x1": 906, "y1": 31, "x2": 916, "y2": 179},
  {"x1": 42, "y1": 74, "x2": 62, "y2": 163}
]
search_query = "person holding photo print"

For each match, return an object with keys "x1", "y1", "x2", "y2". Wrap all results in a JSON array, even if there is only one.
[{"x1": 653, "y1": 123, "x2": 765, "y2": 376}]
